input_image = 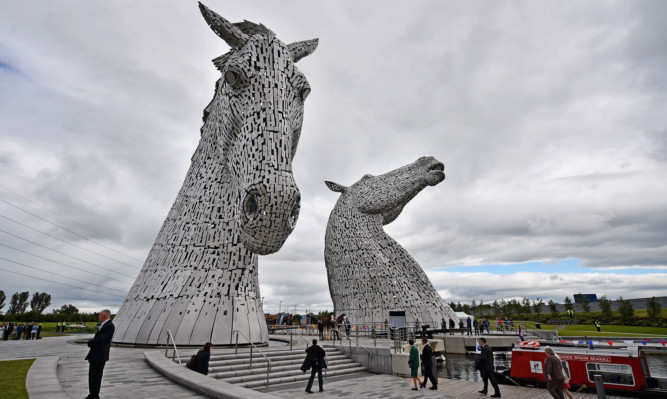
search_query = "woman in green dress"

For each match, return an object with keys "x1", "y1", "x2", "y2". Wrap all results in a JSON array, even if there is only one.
[{"x1": 408, "y1": 338, "x2": 422, "y2": 390}]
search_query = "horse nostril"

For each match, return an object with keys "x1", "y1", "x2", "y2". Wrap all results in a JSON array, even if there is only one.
[
  {"x1": 243, "y1": 193, "x2": 259, "y2": 221},
  {"x1": 287, "y1": 201, "x2": 300, "y2": 229}
]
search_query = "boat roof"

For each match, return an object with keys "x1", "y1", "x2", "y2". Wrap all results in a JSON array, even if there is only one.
[{"x1": 514, "y1": 344, "x2": 640, "y2": 357}]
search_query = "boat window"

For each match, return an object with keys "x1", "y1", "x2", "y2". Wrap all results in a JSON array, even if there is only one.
[{"x1": 586, "y1": 363, "x2": 635, "y2": 386}]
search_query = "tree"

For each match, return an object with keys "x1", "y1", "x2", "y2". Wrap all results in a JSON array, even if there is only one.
[
  {"x1": 53, "y1": 304, "x2": 79, "y2": 316},
  {"x1": 0, "y1": 290, "x2": 5, "y2": 314},
  {"x1": 491, "y1": 300, "x2": 500, "y2": 316},
  {"x1": 521, "y1": 297, "x2": 532, "y2": 315},
  {"x1": 563, "y1": 296, "x2": 574, "y2": 311},
  {"x1": 617, "y1": 297, "x2": 635, "y2": 325},
  {"x1": 598, "y1": 295, "x2": 613, "y2": 322},
  {"x1": 30, "y1": 292, "x2": 52, "y2": 314},
  {"x1": 532, "y1": 297, "x2": 544, "y2": 315},
  {"x1": 578, "y1": 293, "x2": 591, "y2": 314},
  {"x1": 548, "y1": 299, "x2": 558, "y2": 317},
  {"x1": 471, "y1": 299, "x2": 477, "y2": 315},
  {"x1": 7, "y1": 291, "x2": 30, "y2": 314},
  {"x1": 646, "y1": 296, "x2": 662, "y2": 321}
]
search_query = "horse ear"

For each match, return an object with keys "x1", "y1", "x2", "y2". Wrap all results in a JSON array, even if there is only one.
[
  {"x1": 325, "y1": 181, "x2": 346, "y2": 193},
  {"x1": 287, "y1": 38, "x2": 319, "y2": 63},
  {"x1": 199, "y1": 2, "x2": 249, "y2": 49}
]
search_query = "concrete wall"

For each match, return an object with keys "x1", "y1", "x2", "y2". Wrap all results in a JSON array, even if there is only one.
[{"x1": 334, "y1": 345, "x2": 393, "y2": 374}]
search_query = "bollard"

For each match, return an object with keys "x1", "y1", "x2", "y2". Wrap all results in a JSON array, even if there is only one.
[
  {"x1": 290, "y1": 331, "x2": 293, "y2": 351},
  {"x1": 594, "y1": 375, "x2": 606, "y2": 399}
]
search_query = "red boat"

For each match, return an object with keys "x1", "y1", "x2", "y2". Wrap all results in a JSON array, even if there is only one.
[{"x1": 498, "y1": 341, "x2": 667, "y2": 398}]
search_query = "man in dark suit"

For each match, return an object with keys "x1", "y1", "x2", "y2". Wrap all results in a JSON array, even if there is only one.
[
  {"x1": 85, "y1": 309, "x2": 114, "y2": 399},
  {"x1": 420, "y1": 338, "x2": 438, "y2": 390},
  {"x1": 477, "y1": 337, "x2": 501, "y2": 397}
]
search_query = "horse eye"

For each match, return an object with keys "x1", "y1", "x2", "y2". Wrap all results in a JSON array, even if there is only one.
[
  {"x1": 224, "y1": 70, "x2": 240, "y2": 86},
  {"x1": 300, "y1": 87, "x2": 311, "y2": 101}
]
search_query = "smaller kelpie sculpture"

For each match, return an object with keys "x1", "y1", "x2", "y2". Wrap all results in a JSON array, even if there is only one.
[{"x1": 324, "y1": 157, "x2": 458, "y2": 326}]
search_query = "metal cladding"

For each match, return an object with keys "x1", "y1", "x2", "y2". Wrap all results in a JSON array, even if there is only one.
[
  {"x1": 324, "y1": 157, "x2": 459, "y2": 326},
  {"x1": 112, "y1": 3, "x2": 317, "y2": 346}
]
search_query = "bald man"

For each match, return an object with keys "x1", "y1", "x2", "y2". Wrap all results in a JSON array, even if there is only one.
[{"x1": 85, "y1": 309, "x2": 115, "y2": 399}]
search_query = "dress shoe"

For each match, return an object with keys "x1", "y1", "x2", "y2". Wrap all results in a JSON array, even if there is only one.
[
  {"x1": 412, "y1": 387, "x2": 418, "y2": 391},
  {"x1": 429, "y1": 387, "x2": 438, "y2": 390},
  {"x1": 305, "y1": 389, "x2": 313, "y2": 393},
  {"x1": 478, "y1": 390, "x2": 487, "y2": 395},
  {"x1": 490, "y1": 394, "x2": 501, "y2": 398},
  {"x1": 319, "y1": 389, "x2": 324, "y2": 392}
]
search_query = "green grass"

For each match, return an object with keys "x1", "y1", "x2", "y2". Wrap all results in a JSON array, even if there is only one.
[
  {"x1": 557, "y1": 324, "x2": 667, "y2": 337},
  {"x1": 520, "y1": 321, "x2": 557, "y2": 331},
  {"x1": 0, "y1": 359, "x2": 35, "y2": 399}
]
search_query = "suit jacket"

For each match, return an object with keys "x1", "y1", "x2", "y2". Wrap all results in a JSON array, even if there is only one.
[
  {"x1": 194, "y1": 349, "x2": 210, "y2": 375},
  {"x1": 303, "y1": 344, "x2": 326, "y2": 371},
  {"x1": 85, "y1": 320, "x2": 115, "y2": 363},
  {"x1": 421, "y1": 343, "x2": 433, "y2": 368},
  {"x1": 479, "y1": 344, "x2": 494, "y2": 372}
]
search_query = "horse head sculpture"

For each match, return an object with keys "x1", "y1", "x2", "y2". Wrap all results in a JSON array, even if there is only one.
[
  {"x1": 325, "y1": 156, "x2": 445, "y2": 224},
  {"x1": 200, "y1": 2, "x2": 317, "y2": 254},
  {"x1": 112, "y1": 4, "x2": 318, "y2": 346},
  {"x1": 324, "y1": 156, "x2": 458, "y2": 326}
]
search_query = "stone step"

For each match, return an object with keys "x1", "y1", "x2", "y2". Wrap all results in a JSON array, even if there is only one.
[
  {"x1": 209, "y1": 358, "x2": 356, "y2": 378},
  {"x1": 218, "y1": 362, "x2": 364, "y2": 384},
  {"x1": 240, "y1": 367, "x2": 367, "y2": 389},
  {"x1": 209, "y1": 347, "x2": 343, "y2": 362},
  {"x1": 208, "y1": 353, "x2": 348, "y2": 368}
]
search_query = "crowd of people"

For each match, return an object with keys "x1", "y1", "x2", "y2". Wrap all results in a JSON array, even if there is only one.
[{"x1": 1, "y1": 322, "x2": 43, "y2": 340}]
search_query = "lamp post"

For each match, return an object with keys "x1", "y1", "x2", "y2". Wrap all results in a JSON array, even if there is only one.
[{"x1": 279, "y1": 300, "x2": 283, "y2": 315}]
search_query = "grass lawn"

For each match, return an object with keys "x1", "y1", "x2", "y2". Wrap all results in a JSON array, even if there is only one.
[
  {"x1": 521, "y1": 321, "x2": 558, "y2": 331},
  {"x1": 0, "y1": 359, "x2": 35, "y2": 399},
  {"x1": 557, "y1": 324, "x2": 667, "y2": 337}
]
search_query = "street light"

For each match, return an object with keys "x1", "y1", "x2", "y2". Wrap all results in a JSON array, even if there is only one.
[{"x1": 279, "y1": 300, "x2": 283, "y2": 315}]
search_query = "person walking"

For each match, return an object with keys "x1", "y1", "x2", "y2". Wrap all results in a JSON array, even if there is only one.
[
  {"x1": 317, "y1": 319, "x2": 324, "y2": 340},
  {"x1": 303, "y1": 339, "x2": 326, "y2": 393},
  {"x1": 467, "y1": 316, "x2": 472, "y2": 335},
  {"x1": 193, "y1": 342, "x2": 212, "y2": 375},
  {"x1": 544, "y1": 346, "x2": 565, "y2": 399},
  {"x1": 477, "y1": 337, "x2": 501, "y2": 397},
  {"x1": 408, "y1": 339, "x2": 422, "y2": 390},
  {"x1": 594, "y1": 319, "x2": 601, "y2": 332},
  {"x1": 420, "y1": 338, "x2": 437, "y2": 390},
  {"x1": 473, "y1": 318, "x2": 479, "y2": 335},
  {"x1": 85, "y1": 309, "x2": 115, "y2": 399}
]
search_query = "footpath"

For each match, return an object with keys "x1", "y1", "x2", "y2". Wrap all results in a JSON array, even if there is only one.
[{"x1": 0, "y1": 335, "x2": 630, "y2": 398}]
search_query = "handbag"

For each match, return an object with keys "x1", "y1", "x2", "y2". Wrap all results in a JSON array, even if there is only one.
[
  {"x1": 186, "y1": 354, "x2": 197, "y2": 370},
  {"x1": 408, "y1": 360, "x2": 415, "y2": 368}
]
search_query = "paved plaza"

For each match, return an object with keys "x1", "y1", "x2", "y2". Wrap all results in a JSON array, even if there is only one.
[{"x1": 0, "y1": 334, "x2": 632, "y2": 399}]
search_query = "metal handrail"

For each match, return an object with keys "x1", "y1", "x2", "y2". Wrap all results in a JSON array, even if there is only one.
[
  {"x1": 332, "y1": 328, "x2": 373, "y2": 357},
  {"x1": 165, "y1": 330, "x2": 182, "y2": 365},
  {"x1": 289, "y1": 328, "x2": 312, "y2": 350},
  {"x1": 233, "y1": 330, "x2": 272, "y2": 387}
]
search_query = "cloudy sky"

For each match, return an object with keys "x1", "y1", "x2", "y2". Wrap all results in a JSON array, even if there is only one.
[{"x1": 1, "y1": 0, "x2": 666, "y2": 315}]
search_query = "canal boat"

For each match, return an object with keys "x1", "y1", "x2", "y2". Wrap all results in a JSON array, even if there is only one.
[{"x1": 497, "y1": 341, "x2": 667, "y2": 398}]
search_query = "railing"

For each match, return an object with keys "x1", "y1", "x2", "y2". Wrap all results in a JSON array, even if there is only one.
[
  {"x1": 233, "y1": 330, "x2": 272, "y2": 387},
  {"x1": 164, "y1": 330, "x2": 182, "y2": 365},
  {"x1": 289, "y1": 328, "x2": 312, "y2": 351},
  {"x1": 331, "y1": 328, "x2": 374, "y2": 359}
]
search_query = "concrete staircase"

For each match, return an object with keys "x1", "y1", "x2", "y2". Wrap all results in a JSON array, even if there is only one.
[{"x1": 190, "y1": 346, "x2": 366, "y2": 389}]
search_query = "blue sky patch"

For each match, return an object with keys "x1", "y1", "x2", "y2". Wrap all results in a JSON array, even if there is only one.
[{"x1": 436, "y1": 259, "x2": 661, "y2": 275}]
